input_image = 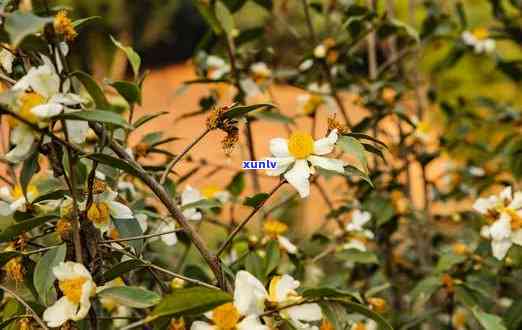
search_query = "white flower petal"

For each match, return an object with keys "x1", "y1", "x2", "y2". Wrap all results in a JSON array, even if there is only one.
[
  {"x1": 308, "y1": 155, "x2": 345, "y2": 173},
  {"x1": 285, "y1": 303, "x2": 322, "y2": 322},
  {"x1": 6, "y1": 127, "x2": 35, "y2": 162},
  {"x1": 278, "y1": 235, "x2": 298, "y2": 254},
  {"x1": 0, "y1": 49, "x2": 14, "y2": 73},
  {"x1": 284, "y1": 160, "x2": 311, "y2": 198},
  {"x1": 74, "y1": 280, "x2": 94, "y2": 321},
  {"x1": 65, "y1": 120, "x2": 89, "y2": 144},
  {"x1": 473, "y1": 196, "x2": 497, "y2": 214},
  {"x1": 0, "y1": 201, "x2": 12, "y2": 216},
  {"x1": 43, "y1": 297, "x2": 78, "y2": 328},
  {"x1": 490, "y1": 214, "x2": 512, "y2": 241},
  {"x1": 107, "y1": 201, "x2": 133, "y2": 220},
  {"x1": 191, "y1": 321, "x2": 216, "y2": 330},
  {"x1": 234, "y1": 271, "x2": 268, "y2": 316},
  {"x1": 269, "y1": 138, "x2": 290, "y2": 157},
  {"x1": 53, "y1": 261, "x2": 92, "y2": 281},
  {"x1": 238, "y1": 315, "x2": 269, "y2": 330},
  {"x1": 492, "y1": 239, "x2": 512, "y2": 260},
  {"x1": 500, "y1": 187, "x2": 512, "y2": 201},
  {"x1": 270, "y1": 274, "x2": 300, "y2": 303},
  {"x1": 182, "y1": 186, "x2": 203, "y2": 205},
  {"x1": 183, "y1": 208, "x2": 202, "y2": 221},
  {"x1": 313, "y1": 129, "x2": 338, "y2": 155},
  {"x1": 265, "y1": 157, "x2": 294, "y2": 176},
  {"x1": 31, "y1": 103, "x2": 63, "y2": 118},
  {"x1": 342, "y1": 239, "x2": 367, "y2": 252}
]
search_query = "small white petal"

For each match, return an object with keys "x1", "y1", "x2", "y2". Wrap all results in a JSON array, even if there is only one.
[
  {"x1": 313, "y1": 129, "x2": 338, "y2": 155},
  {"x1": 270, "y1": 274, "x2": 300, "y2": 303},
  {"x1": 308, "y1": 155, "x2": 345, "y2": 173},
  {"x1": 0, "y1": 49, "x2": 15, "y2": 73},
  {"x1": 490, "y1": 214, "x2": 512, "y2": 241},
  {"x1": 65, "y1": 120, "x2": 89, "y2": 144},
  {"x1": 182, "y1": 186, "x2": 203, "y2": 205},
  {"x1": 190, "y1": 321, "x2": 216, "y2": 330},
  {"x1": 107, "y1": 201, "x2": 133, "y2": 219},
  {"x1": 43, "y1": 297, "x2": 78, "y2": 328},
  {"x1": 269, "y1": 138, "x2": 290, "y2": 157},
  {"x1": 278, "y1": 235, "x2": 298, "y2": 254},
  {"x1": 285, "y1": 303, "x2": 322, "y2": 322},
  {"x1": 31, "y1": 103, "x2": 63, "y2": 118},
  {"x1": 492, "y1": 239, "x2": 512, "y2": 260},
  {"x1": 265, "y1": 157, "x2": 294, "y2": 176},
  {"x1": 234, "y1": 271, "x2": 268, "y2": 316},
  {"x1": 284, "y1": 160, "x2": 311, "y2": 198},
  {"x1": 6, "y1": 127, "x2": 35, "y2": 162}
]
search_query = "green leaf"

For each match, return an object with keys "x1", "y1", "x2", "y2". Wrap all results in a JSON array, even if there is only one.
[
  {"x1": 59, "y1": 110, "x2": 131, "y2": 129},
  {"x1": 223, "y1": 104, "x2": 276, "y2": 119},
  {"x1": 243, "y1": 193, "x2": 269, "y2": 208},
  {"x1": 31, "y1": 190, "x2": 70, "y2": 204},
  {"x1": 343, "y1": 165, "x2": 373, "y2": 186},
  {"x1": 435, "y1": 253, "x2": 467, "y2": 273},
  {"x1": 336, "y1": 250, "x2": 379, "y2": 264},
  {"x1": 409, "y1": 276, "x2": 442, "y2": 307},
  {"x1": 338, "y1": 136, "x2": 368, "y2": 173},
  {"x1": 20, "y1": 149, "x2": 39, "y2": 198},
  {"x1": 362, "y1": 195, "x2": 394, "y2": 227},
  {"x1": 302, "y1": 287, "x2": 363, "y2": 303},
  {"x1": 4, "y1": 11, "x2": 53, "y2": 47},
  {"x1": 226, "y1": 172, "x2": 245, "y2": 197},
  {"x1": 181, "y1": 199, "x2": 221, "y2": 211},
  {"x1": 97, "y1": 286, "x2": 160, "y2": 308},
  {"x1": 0, "y1": 215, "x2": 57, "y2": 243},
  {"x1": 110, "y1": 36, "x2": 141, "y2": 78},
  {"x1": 265, "y1": 240, "x2": 280, "y2": 276},
  {"x1": 504, "y1": 299, "x2": 522, "y2": 330},
  {"x1": 194, "y1": 2, "x2": 222, "y2": 34},
  {"x1": 33, "y1": 244, "x2": 66, "y2": 305},
  {"x1": 71, "y1": 71, "x2": 110, "y2": 109},
  {"x1": 101, "y1": 260, "x2": 146, "y2": 282},
  {"x1": 109, "y1": 80, "x2": 141, "y2": 106},
  {"x1": 86, "y1": 153, "x2": 142, "y2": 178},
  {"x1": 471, "y1": 306, "x2": 507, "y2": 330},
  {"x1": 245, "y1": 252, "x2": 265, "y2": 281},
  {"x1": 72, "y1": 16, "x2": 101, "y2": 30},
  {"x1": 341, "y1": 300, "x2": 393, "y2": 330},
  {"x1": 133, "y1": 111, "x2": 169, "y2": 129},
  {"x1": 215, "y1": 1, "x2": 235, "y2": 35},
  {"x1": 151, "y1": 287, "x2": 232, "y2": 318},
  {"x1": 112, "y1": 218, "x2": 144, "y2": 255}
]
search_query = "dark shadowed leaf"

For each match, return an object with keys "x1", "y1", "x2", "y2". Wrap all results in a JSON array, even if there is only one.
[{"x1": 98, "y1": 286, "x2": 160, "y2": 308}]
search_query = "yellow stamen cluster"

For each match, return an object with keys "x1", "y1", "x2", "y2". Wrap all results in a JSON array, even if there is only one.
[
  {"x1": 4, "y1": 257, "x2": 25, "y2": 283},
  {"x1": 263, "y1": 219, "x2": 288, "y2": 238},
  {"x1": 54, "y1": 10, "x2": 77, "y2": 41},
  {"x1": 91, "y1": 179, "x2": 108, "y2": 195},
  {"x1": 472, "y1": 27, "x2": 489, "y2": 40},
  {"x1": 327, "y1": 116, "x2": 348, "y2": 135},
  {"x1": 352, "y1": 322, "x2": 367, "y2": 330},
  {"x1": 56, "y1": 218, "x2": 72, "y2": 239},
  {"x1": 502, "y1": 208, "x2": 522, "y2": 230},
  {"x1": 221, "y1": 128, "x2": 239, "y2": 156},
  {"x1": 452, "y1": 242, "x2": 470, "y2": 256},
  {"x1": 201, "y1": 186, "x2": 220, "y2": 199},
  {"x1": 441, "y1": 274, "x2": 454, "y2": 293},
  {"x1": 206, "y1": 106, "x2": 228, "y2": 130},
  {"x1": 9, "y1": 93, "x2": 45, "y2": 127},
  {"x1": 368, "y1": 297, "x2": 387, "y2": 313},
  {"x1": 170, "y1": 278, "x2": 185, "y2": 289},
  {"x1": 169, "y1": 318, "x2": 186, "y2": 330},
  {"x1": 87, "y1": 202, "x2": 110, "y2": 226},
  {"x1": 18, "y1": 318, "x2": 32, "y2": 330},
  {"x1": 288, "y1": 131, "x2": 314, "y2": 159},
  {"x1": 212, "y1": 303, "x2": 240, "y2": 330},
  {"x1": 59, "y1": 277, "x2": 87, "y2": 304}
]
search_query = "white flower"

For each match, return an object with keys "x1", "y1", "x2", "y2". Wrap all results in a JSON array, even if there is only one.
[
  {"x1": 313, "y1": 44, "x2": 327, "y2": 58},
  {"x1": 0, "y1": 184, "x2": 38, "y2": 216},
  {"x1": 43, "y1": 262, "x2": 96, "y2": 327},
  {"x1": 263, "y1": 219, "x2": 298, "y2": 254},
  {"x1": 345, "y1": 210, "x2": 374, "y2": 239},
  {"x1": 473, "y1": 187, "x2": 522, "y2": 259},
  {"x1": 206, "y1": 55, "x2": 230, "y2": 80},
  {"x1": 191, "y1": 271, "x2": 269, "y2": 330},
  {"x1": 181, "y1": 185, "x2": 204, "y2": 221},
  {"x1": 250, "y1": 62, "x2": 272, "y2": 80},
  {"x1": 87, "y1": 189, "x2": 134, "y2": 234},
  {"x1": 296, "y1": 83, "x2": 337, "y2": 115},
  {"x1": 6, "y1": 61, "x2": 87, "y2": 162},
  {"x1": 265, "y1": 130, "x2": 345, "y2": 198},
  {"x1": 468, "y1": 166, "x2": 485, "y2": 177},
  {"x1": 0, "y1": 49, "x2": 15, "y2": 73},
  {"x1": 299, "y1": 59, "x2": 314, "y2": 71},
  {"x1": 267, "y1": 275, "x2": 322, "y2": 329},
  {"x1": 462, "y1": 28, "x2": 495, "y2": 54},
  {"x1": 156, "y1": 221, "x2": 178, "y2": 246}
]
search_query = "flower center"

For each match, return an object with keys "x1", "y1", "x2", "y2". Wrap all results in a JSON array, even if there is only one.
[
  {"x1": 503, "y1": 208, "x2": 522, "y2": 230},
  {"x1": 54, "y1": 10, "x2": 77, "y2": 41},
  {"x1": 87, "y1": 202, "x2": 111, "y2": 226},
  {"x1": 288, "y1": 131, "x2": 314, "y2": 159},
  {"x1": 12, "y1": 185, "x2": 38, "y2": 200},
  {"x1": 9, "y1": 93, "x2": 45, "y2": 127},
  {"x1": 353, "y1": 322, "x2": 367, "y2": 330},
  {"x1": 263, "y1": 219, "x2": 288, "y2": 238},
  {"x1": 202, "y1": 186, "x2": 220, "y2": 199},
  {"x1": 212, "y1": 303, "x2": 240, "y2": 330},
  {"x1": 472, "y1": 27, "x2": 489, "y2": 40},
  {"x1": 59, "y1": 277, "x2": 87, "y2": 304}
]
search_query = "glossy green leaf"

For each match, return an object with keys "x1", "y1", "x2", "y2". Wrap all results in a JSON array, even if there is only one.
[
  {"x1": 59, "y1": 110, "x2": 131, "y2": 129},
  {"x1": 4, "y1": 11, "x2": 52, "y2": 46},
  {"x1": 33, "y1": 244, "x2": 66, "y2": 305},
  {"x1": 471, "y1": 306, "x2": 507, "y2": 330},
  {"x1": 109, "y1": 80, "x2": 141, "y2": 106},
  {"x1": 243, "y1": 193, "x2": 269, "y2": 208},
  {"x1": 0, "y1": 215, "x2": 57, "y2": 243},
  {"x1": 223, "y1": 104, "x2": 276, "y2": 119},
  {"x1": 151, "y1": 287, "x2": 232, "y2": 318},
  {"x1": 102, "y1": 259, "x2": 146, "y2": 282},
  {"x1": 338, "y1": 136, "x2": 368, "y2": 173},
  {"x1": 71, "y1": 71, "x2": 110, "y2": 109},
  {"x1": 226, "y1": 172, "x2": 245, "y2": 197},
  {"x1": 97, "y1": 286, "x2": 160, "y2": 308},
  {"x1": 133, "y1": 111, "x2": 169, "y2": 129},
  {"x1": 111, "y1": 36, "x2": 141, "y2": 78},
  {"x1": 215, "y1": 1, "x2": 235, "y2": 35}
]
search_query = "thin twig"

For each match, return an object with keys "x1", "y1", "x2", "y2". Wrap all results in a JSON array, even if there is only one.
[
  {"x1": 160, "y1": 128, "x2": 211, "y2": 185},
  {"x1": 99, "y1": 229, "x2": 184, "y2": 244},
  {"x1": 0, "y1": 285, "x2": 49, "y2": 330},
  {"x1": 217, "y1": 179, "x2": 286, "y2": 256}
]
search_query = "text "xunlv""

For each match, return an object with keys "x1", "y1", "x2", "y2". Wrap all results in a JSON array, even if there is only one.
[{"x1": 242, "y1": 160, "x2": 277, "y2": 170}]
